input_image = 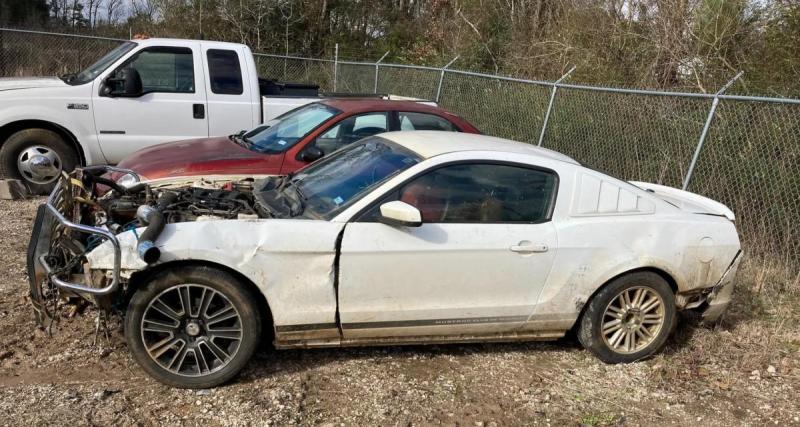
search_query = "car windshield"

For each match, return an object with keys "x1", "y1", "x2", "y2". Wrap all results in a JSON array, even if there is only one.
[
  {"x1": 63, "y1": 41, "x2": 137, "y2": 86},
  {"x1": 294, "y1": 137, "x2": 422, "y2": 219},
  {"x1": 242, "y1": 103, "x2": 340, "y2": 154}
]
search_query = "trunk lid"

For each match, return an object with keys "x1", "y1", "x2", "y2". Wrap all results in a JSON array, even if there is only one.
[{"x1": 630, "y1": 181, "x2": 735, "y2": 221}]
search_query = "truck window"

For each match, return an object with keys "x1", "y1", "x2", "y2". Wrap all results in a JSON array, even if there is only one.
[
  {"x1": 120, "y1": 47, "x2": 194, "y2": 94},
  {"x1": 207, "y1": 49, "x2": 244, "y2": 95}
]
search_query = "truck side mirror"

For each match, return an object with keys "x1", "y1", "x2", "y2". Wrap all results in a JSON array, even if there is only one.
[
  {"x1": 298, "y1": 145, "x2": 324, "y2": 163},
  {"x1": 102, "y1": 67, "x2": 143, "y2": 97}
]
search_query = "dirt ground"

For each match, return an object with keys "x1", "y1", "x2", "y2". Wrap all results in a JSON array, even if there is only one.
[{"x1": 0, "y1": 198, "x2": 798, "y2": 426}]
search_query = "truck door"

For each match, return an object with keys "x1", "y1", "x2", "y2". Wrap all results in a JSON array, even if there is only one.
[
  {"x1": 200, "y1": 44, "x2": 259, "y2": 137},
  {"x1": 92, "y1": 43, "x2": 209, "y2": 163}
]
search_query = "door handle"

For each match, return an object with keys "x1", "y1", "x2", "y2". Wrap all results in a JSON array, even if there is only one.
[
  {"x1": 193, "y1": 103, "x2": 205, "y2": 119},
  {"x1": 510, "y1": 243, "x2": 549, "y2": 253}
]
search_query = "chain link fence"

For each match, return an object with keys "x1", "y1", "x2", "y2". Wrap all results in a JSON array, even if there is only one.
[{"x1": 1, "y1": 28, "x2": 798, "y2": 264}]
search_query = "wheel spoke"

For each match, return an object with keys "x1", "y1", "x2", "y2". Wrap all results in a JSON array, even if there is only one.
[
  {"x1": 632, "y1": 288, "x2": 645, "y2": 308},
  {"x1": 205, "y1": 338, "x2": 231, "y2": 361},
  {"x1": 151, "y1": 298, "x2": 183, "y2": 322},
  {"x1": 143, "y1": 318, "x2": 179, "y2": 333},
  {"x1": 615, "y1": 294, "x2": 626, "y2": 310},
  {"x1": 642, "y1": 313, "x2": 663, "y2": 324},
  {"x1": 148, "y1": 335, "x2": 180, "y2": 359},
  {"x1": 178, "y1": 286, "x2": 192, "y2": 317},
  {"x1": 603, "y1": 319, "x2": 622, "y2": 334},
  {"x1": 640, "y1": 297, "x2": 661, "y2": 314},
  {"x1": 195, "y1": 347, "x2": 210, "y2": 374},
  {"x1": 167, "y1": 342, "x2": 189, "y2": 371},
  {"x1": 608, "y1": 328, "x2": 625, "y2": 348},
  {"x1": 606, "y1": 304, "x2": 625, "y2": 317},
  {"x1": 199, "y1": 289, "x2": 216, "y2": 318},
  {"x1": 623, "y1": 330, "x2": 632, "y2": 351},
  {"x1": 208, "y1": 326, "x2": 242, "y2": 340},
  {"x1": 206, "y1": 305, "x2": 237, "y2": 325}
]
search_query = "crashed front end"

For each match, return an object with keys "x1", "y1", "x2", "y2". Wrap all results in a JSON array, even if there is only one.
[{"x1": 27, "y1": 167, "x2": 271, "y2": 326}]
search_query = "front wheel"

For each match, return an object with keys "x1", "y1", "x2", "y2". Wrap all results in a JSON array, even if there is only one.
[
  {"x1": 0, "y1": 128, "x2": 79, "y2": 195},
  {"x1": 578, "y1": 272, "x2": 676, "y2": 363},
  {"x1": 125, "y1": 266, "x2": 262, "y2": 388}
]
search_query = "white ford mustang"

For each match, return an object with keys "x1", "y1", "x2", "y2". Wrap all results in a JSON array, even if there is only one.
[{"x1": 29, "y1": 131, "x2": 741, "y2": 388}]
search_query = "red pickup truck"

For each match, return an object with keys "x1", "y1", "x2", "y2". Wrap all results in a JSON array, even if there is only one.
[{"x1": 115, "y1": 99, "x2": 480, "y2": 182}]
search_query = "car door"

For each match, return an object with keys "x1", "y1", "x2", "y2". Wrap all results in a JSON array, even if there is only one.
[
  {"x1": 92, "y1": 43, "x2": 209, "y2": 163},
  {"x1": 338, "y1": 161, "x2": 559, "y2": 339},
  {"x1": 201, "y1": 45, "x2": 257, "y2": 137}
]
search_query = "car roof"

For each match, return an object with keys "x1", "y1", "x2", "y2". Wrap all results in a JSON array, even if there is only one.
[
  {"x1": 319, "y1": 98, "x2": 453, "y2": 115},
  {"x1": 378, "y1": 131, "x2": 580, "y2": 164}
]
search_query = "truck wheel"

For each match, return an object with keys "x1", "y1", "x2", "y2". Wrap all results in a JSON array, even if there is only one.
[
  {"x1": 125, "y1": 266, "x2": 262, "y2": 388},
  {"x1": 577, "y1": 272, "x2": 676, "y2": 363},
  {"x1": 0, "y1": 128, "x2": 78, "y2": 195}
]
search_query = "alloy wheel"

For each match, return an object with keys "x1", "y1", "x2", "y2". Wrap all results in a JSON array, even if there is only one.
[
  {"x1": 140, "y1": 284, "x2": 243, "y2": 377},
  {"x1": 601, "y1": 286, "x2": 666, "y2": 354}
]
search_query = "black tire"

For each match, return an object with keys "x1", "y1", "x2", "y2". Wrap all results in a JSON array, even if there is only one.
[
  {"x1": 125, "y1": 266, "x2": 262, "y2": 388},
  {"x1": 577, "y1": 272, "x2": 676, "y2": 363},
  {"x1": 0, "y1": 128, "x2": 79, "y2": 195}
]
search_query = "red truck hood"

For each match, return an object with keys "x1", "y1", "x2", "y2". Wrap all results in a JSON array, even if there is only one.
[{"x1": 117, "y1": 136, "x2": 283, "y2": 180}]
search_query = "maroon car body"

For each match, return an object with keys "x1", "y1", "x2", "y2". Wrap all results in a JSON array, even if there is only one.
[{"x1": 117, "y1": 99, "x2": 480, "y2": 181}]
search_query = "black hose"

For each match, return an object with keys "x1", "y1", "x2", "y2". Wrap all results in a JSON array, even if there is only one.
[
  {"x1": 89, "y1": 175, "x2": 128, "y2": 195},
  {"x1": 136, "y1": 192, "x2": 179, "y2": 264}
]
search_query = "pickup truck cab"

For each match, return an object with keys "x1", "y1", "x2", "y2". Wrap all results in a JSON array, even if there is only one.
[{"x1": 0, "y1": 37, "x2": 377, "y2": 193}]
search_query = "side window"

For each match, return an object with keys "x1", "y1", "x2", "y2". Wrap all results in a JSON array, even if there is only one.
[
  {"x1": 361, "y1": 163, "x2": 557, "y2": 223},
  {"x1": 121, "y1": 47, "x2": 194, "y2": 93},
  {"x1": 399, "y1": 112, "x2": 457, "y2": 131},
  {"x1": 314, "y1": 113, "x2": 388, "y2": 155},
  {"x1": 207, "y1": 49, "x2": 243, "y2": 95}
]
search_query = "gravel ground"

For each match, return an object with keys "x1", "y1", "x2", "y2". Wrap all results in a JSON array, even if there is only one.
[{"x1": 0, "y1": 198, "x2": 798, "y2": 426}]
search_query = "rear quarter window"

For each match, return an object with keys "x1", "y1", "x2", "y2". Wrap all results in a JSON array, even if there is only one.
[{"x1": 207, "y1": 49, "x2": 243, "y2": 95}]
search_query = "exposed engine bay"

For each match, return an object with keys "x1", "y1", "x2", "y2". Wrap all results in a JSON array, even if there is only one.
[{"x1": 27, "y1": 167, "x2": 294, "y2": 327}]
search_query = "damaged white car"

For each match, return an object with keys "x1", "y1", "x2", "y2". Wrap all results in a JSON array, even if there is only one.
[{"x1": 28, "y1": 131, "x2": 742, "y2": 388}]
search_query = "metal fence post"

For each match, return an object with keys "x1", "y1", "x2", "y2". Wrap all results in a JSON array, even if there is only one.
[
  {"x1": 435, "y1": 56, "x2": 460, "y2": 103},
  {"x1": 333, "y1": 43, "x2": 338, "y2": 92},
  {"x1": 537, "y1": 66, "x2": 576, "y2": 147},
  {"x1": 682, "y1": 71, "x2": 744, "y2": 190},
  {"x1": 374, "y1": 51, "x2": 390, "y2": 93},
  {"x1": 0, "y1": 30, "x2": 5, "y2": 76}
]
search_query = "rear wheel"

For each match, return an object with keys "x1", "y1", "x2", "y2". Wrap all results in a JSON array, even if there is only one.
[
  {"x1": 578, "y1": 272, "x2": 676, "y2": 363},
  {"x1": 0, "y1": 128, "x2": 79, "y2": 194},
  {"x1": 125, "y1": 266, "x2": 261, "y2": 388}
]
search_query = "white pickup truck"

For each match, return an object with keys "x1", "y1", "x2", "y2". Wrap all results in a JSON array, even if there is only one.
[{"x1": 0, "y1": 37, "x2": 396, "y2": 193}]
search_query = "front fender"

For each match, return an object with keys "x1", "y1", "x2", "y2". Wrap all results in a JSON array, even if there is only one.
[
  {"x1": 87, "y1": 219, "x2": 345, "y2": 328},
  {"x1": 0, "y1": 87, "x2": 104, "y2": 165}
]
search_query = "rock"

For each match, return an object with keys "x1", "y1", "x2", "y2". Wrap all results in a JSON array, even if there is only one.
[
  {"x1": 94, "y1": 388, "x2": 120, "y2": 401},
  {"x1": 0, "y1": 179, "x2": 27, "y2": 200},
  {"x1": 766, "y1": 365, "x2": 776, "y2": 374}
]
